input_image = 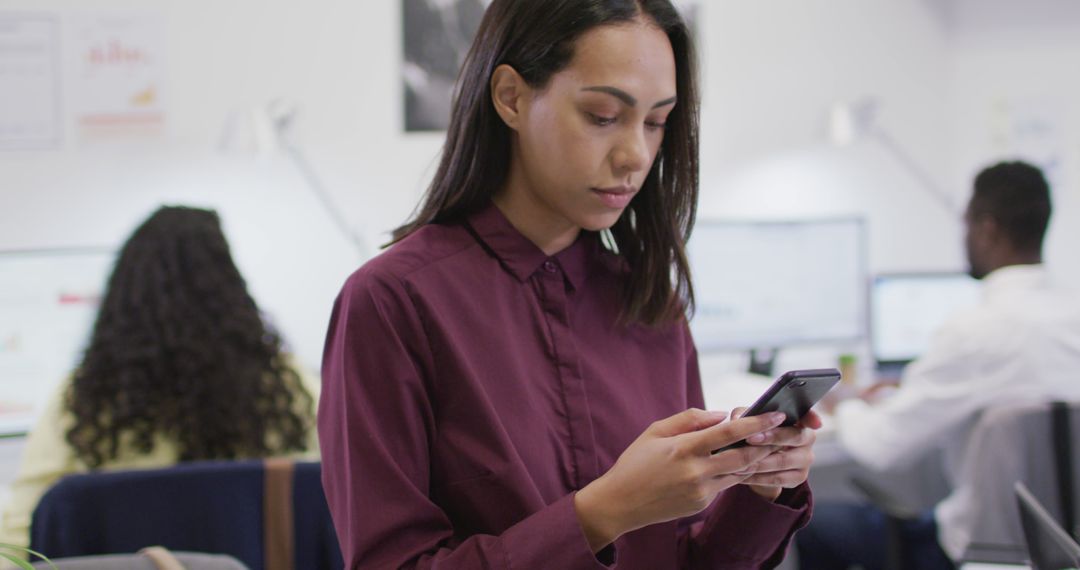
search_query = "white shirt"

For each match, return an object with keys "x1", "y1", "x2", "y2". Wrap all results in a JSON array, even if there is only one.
[{"x1": 834, "y1": 264, "x2": 1080, "y2": 560}]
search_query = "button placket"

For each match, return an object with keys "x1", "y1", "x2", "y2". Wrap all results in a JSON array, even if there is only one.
[{"x1": 536, "y1": 270, "x2": 598, "y2": 487}]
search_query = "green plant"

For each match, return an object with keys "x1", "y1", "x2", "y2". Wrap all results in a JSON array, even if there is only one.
[{"x1": 0, "y1": 542, "x2": 56, "y2": 570}]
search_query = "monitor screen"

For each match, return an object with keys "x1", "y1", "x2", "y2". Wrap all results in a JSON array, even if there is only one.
[
  {"x1": 871, "y1": 273, "x2": 982, "y2": 364},
  {"x1": 687, "y1": 219, "x2": 866, "y2": 351},
  {"x1": 0, "y1": 248, "x2": 113, "y2": 436}
]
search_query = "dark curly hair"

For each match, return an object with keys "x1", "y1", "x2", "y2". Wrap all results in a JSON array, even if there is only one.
[{"x1": 65, "y1": 206, "x2": 314, "y2": 469}]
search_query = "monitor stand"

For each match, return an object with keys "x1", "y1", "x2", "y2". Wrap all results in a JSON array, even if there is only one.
[{"x1": 748, "y1": 348, "x2": 778, "y2": 377}]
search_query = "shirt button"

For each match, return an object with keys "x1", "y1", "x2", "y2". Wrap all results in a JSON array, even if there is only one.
[{"x1": 542, "y1": 260, "x2": 558, "y2": 273}]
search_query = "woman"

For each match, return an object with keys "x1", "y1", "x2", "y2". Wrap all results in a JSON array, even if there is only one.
[
  {"x1": 0, "y1": 206, "x2": 319, "y2": 558},
  {"x1": 319, "y1": 1, "x2": 819, "y2": 568}
]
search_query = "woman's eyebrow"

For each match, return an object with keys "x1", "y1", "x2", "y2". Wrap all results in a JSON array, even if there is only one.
[{"x1": 581, "y1": 86, "x2": 676, "y2": 109}]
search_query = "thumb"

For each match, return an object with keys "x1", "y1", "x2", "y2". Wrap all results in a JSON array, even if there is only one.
[
  {"x1": 648, "y1": 408, "x2": 728, "y2": 438},
  {"x1": 798, "y1": 409, "x2": 825, "y2": 430}
]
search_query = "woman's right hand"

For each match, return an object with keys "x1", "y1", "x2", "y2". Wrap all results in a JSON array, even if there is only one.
[{"x1": 573, "y1": 408, "x2": 788, "y2": 552}]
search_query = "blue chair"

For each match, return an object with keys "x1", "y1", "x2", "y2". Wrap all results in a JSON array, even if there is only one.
[
  {"x1": 31, "y1": 548, "x2": 249, "y2": 569},
  {"x1": 29, "y1": 459, "x2": 343, "y2": 570}
]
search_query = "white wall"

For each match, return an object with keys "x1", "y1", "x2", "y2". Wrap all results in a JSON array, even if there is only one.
[
  {"x1": 946, "y1": 2, "x2": 1080, "y2": 286},
  {"x1": 698, "y1": 0, "x2": 963, "y2": 274},
  {"x1": 9, "y1": 0, "x2": 1077, "y2": 370},
  {"x1": 0, "y1": 0, "x2": 445, "y2": 372}
]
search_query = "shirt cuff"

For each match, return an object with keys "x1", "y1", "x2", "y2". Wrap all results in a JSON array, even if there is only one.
[
  {"x1": 835, "y1": 397, "x2": 872, "y2": 422},
  {"x1": 696, "y1": 483, "x2": 812, "y2": 565},
  {"x1": 500, "y1": 492, "x2": 616, "y2": 569},
  {"x1": 834, "y1": 399, "x2": 886, "y2": 469}
]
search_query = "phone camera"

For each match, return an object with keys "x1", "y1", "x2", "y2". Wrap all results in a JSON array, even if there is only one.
[{"x1": 790, "y1": 380, "x2": 807, "y2": 388}]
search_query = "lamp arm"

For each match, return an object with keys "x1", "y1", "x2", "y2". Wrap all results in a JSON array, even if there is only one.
[
  {"x1": 868, "y1": 126, "x2": 960, "y2": 217},
  {"x1": 280, "y1": 140, "x2": 369, "y2": 259}
]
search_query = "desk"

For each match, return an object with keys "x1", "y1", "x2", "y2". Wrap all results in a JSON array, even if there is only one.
[
  {"x1": 701, "y1": 372, "x2": 955, "y2": 569},
  {"x1": 701, "y1": 372, "x2": 952, "y2": 507},
  {"x1": 0, "y1": 436, "x2": 25, "y2": 507},
  {"x1": 700, "y1": 371, "x2": 848, "y2": 466}
]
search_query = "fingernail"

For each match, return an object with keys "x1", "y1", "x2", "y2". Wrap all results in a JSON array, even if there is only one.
[
  {"x1": 748, "y1": 433, "x2": 767, "y2": 444},
  {"x1": 770, "y1": 412, "x2": 787, "y2": 425}
]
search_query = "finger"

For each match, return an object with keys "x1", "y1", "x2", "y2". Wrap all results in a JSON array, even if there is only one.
[
  {"x1": 796, "y1": 410, "x2": 824, "y2": 430},
  {"x1": 647, "y1": 408, "x2": 728, "y2": 438},
  {"x1": 747, "y1": 426, "x2": 816, "y2": 448},
  {"x1": 705, "y1": 473, "x2": 755, "y2": 494},
  {"x1": 705, "y1": 444, "x2": 778, "y2": 477},
  {"x1": 734, "y1": 447, "x2": 814, "y2": 475},
  {"x1": 731, "y1": 406, "x2": 748, "y2": 419},
  {"x1": 689, "y1": 411, "x2": 787, "y2": 454},
  {"x1": 738, "y1": 469, "x2": 809, "y2": 489}
]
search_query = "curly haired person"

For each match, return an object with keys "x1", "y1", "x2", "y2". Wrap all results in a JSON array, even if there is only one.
[{"x1": 0, "y1": 206, "x2": 319, "y2": 560}]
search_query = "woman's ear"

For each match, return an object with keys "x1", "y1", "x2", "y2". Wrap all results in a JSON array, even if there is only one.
[{"x1": 490, "y1": 64, "x2": 529, "y2": 131}]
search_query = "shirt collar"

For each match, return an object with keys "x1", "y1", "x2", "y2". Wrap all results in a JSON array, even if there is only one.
[
  {"x1": 466, "y1": 202, "x2": 594, "y2": 290},
  {"x1": 981, "y1": 264, "x2": 1048, "y2": 298}
]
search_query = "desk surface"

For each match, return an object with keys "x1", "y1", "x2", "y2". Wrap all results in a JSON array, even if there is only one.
[
  {"x1": 700, "y1": 372, "x2": 848, "y2": 465},
  {"x1": 701, "y1": 372, "x2": 954, "y2": 508},
  {"x1": 699, "y1": 371, "x2": 773, "y2": 414}
]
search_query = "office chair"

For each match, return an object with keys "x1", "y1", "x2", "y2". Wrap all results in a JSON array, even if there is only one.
[
  {"x1": 29, "y1": 459, "x2": 343, "y2": 570},
  {"x1": 1015, "y1": 481, "x2": 1080, "y2": 570},
  {"x1": 31, "y1": 548, "x2": 249, "y2": 570},
  {"x1": 851, "y1": 401, "x2": 1080, "y2": 570}
]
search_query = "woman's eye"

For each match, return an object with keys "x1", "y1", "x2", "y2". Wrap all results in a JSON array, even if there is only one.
[
  {"x1": 645, "y1": 120, "x2": 668, "y2": 131},
  {"x1": 588, "y1": 113, "x2": 617, "y2": 126}
]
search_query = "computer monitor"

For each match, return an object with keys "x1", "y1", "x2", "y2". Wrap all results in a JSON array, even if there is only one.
[
  {"x1": 871, "y1": 272, "x2": 982, "y2": 367},
  {"x1": 687, "y1": 218, "x2": 867, "y2": 353},
  {"x1": 0, "y1": 248, "x2": 113, "y2": 436},
  {"x1": 1016, "y1": 481, "x2": 1080, "y2": 570}
]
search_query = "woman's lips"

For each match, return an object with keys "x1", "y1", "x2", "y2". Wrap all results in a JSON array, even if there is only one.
[{"x1": 591, "y1": 186, "x2": 636, "y2": 209}]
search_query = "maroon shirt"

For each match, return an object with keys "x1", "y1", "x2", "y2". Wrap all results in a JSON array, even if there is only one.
[{"x1": 319, "y1": 204, "x2": 811, "y2": 569}]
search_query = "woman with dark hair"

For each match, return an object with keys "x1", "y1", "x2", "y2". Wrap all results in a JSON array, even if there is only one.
[
  {"x1": 0, "y1": 206, "x2": 318, "y2": 558},
  {"x1": 320, "y1": 1, "x2": 818, "y2": 568}
]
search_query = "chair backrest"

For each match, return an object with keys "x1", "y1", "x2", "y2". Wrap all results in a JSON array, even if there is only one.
[
  {"x1": 29, "y1": 460, "x2": 342, "y2": 570},
  {"x1": 31, "y1": 550, "x2": 249, "y2": 570},
  {"x1": 1015, "y1": 481, "x2": 1080, "y2": 570},
  {"x1": 952, "y1": 401, "x2": 1080, "y2": 558}
]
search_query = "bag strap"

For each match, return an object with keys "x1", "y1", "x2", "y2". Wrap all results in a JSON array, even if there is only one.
[
  {"x1": 264, "y1": 458, "x2": 296, "y2": 570},
  {"x1": 1051, "y1": 401, "x2": 1076, "y2": 539},
  {"x1": 139, "y1": 546, "x2": 186, "y2": 570}
]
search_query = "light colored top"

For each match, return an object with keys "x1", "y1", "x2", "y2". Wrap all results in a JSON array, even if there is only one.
[
  {"x1": 0, "y1": 364, "x2": 320, "y2": 562},
  {"x1": 834, "y1": 264, "x2": 1080, "y2": 560}
]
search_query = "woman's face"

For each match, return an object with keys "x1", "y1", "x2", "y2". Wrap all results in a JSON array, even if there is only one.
[{"x1": 500, "y1": 19, "x2": 677, "y2": 240}]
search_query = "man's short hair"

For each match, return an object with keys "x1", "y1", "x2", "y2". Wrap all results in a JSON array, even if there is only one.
[{"x1": 970, "y1": 161, "x2": 1052, "y2": 253}]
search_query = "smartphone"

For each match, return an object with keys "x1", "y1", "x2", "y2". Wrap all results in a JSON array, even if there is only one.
[{"x1": 714, "y1": 368, "x2": 841, "y2": 452}]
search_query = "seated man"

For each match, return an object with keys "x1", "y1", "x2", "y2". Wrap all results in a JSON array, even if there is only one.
[{"x1": 797, "y1": 160, "x2": 1080, "y2": 569}]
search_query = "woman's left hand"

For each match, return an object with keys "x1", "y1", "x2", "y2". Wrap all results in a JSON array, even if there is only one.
[{"x1": 732, "y1": 407, "x2": 822, "y2": 501}]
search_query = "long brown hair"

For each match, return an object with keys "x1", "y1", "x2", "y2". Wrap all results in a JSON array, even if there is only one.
[{"x1": 393, "y1": 0, "x2": 699, "y2": 326}]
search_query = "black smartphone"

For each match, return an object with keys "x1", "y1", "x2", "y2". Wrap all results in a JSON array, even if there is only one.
[{"x1": 714, "y1": 368, "x2": 841, "y2": 452}]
